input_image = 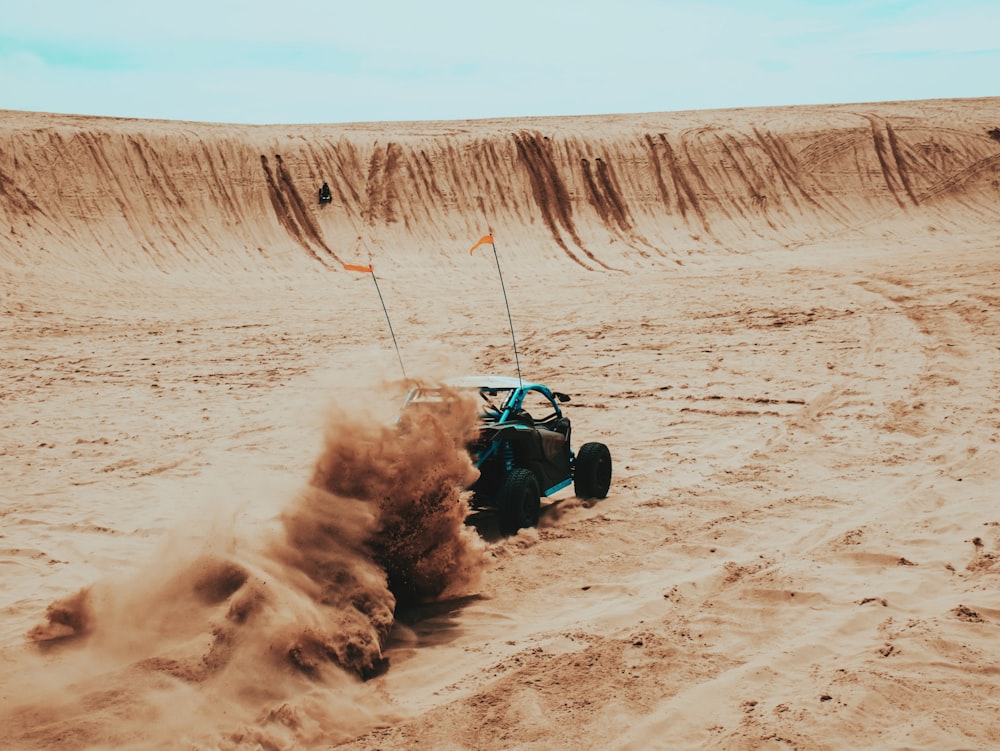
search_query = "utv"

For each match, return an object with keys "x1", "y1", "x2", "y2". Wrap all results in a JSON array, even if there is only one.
[{"x1": 402, "y1": 376, "x2": 612, "y2": 535}]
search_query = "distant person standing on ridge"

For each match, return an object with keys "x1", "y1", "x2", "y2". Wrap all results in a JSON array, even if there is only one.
[{"x1": 319, "y1": 182, "x2": 332, "y2": 205}]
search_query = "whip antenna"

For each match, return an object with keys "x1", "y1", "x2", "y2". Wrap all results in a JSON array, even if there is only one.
[
  {"x1": 343, "y1": 263, "x2": 406, "y2": 379},
  {"x1": 469, "y1": 233, "x2": 521, "y2": 386}
]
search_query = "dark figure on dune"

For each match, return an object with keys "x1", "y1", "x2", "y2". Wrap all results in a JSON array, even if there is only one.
[{"x1": 319, "y1": 182, "x2": 332, "y2": 205}]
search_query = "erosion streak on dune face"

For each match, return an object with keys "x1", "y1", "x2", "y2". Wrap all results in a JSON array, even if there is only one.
[
  {"x1": 274, "y1": 153, "x2": 339, "y2": 262},
  {"x1": 364, "y1": 143, "x2": 399, "y2": 228},
  {"x1": 867, "y1": 116, "x2": 912, "y2": 209},
  {"x1": 582, "y1": 156, "x2": 631, "y2": 233},
  {"x1": 513, "y1": 131, "x2": 590, "y2": 268},
  {"x1": 659, "y1": 132, "x2": 711, "y2": 234},
  {"x1": 261, "y1": 153, "x2": 328, "y2": 266},
  {"x1": 884, "y1": 122, "x2": 919, "y2": 205}
]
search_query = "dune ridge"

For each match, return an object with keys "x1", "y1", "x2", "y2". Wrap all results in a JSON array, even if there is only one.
[{"x1": 2, "y1": 98, "x2": 999, "y2": 276}]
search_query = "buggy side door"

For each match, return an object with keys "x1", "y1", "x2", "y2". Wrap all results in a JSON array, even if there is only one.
[{"x1": 521, "y1": 387, "x2": 572, "y2": 493}]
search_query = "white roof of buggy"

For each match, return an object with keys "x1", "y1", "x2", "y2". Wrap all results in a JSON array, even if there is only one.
[{"x1": 445, "y1": 375, "x2": 535, "y2": 390}]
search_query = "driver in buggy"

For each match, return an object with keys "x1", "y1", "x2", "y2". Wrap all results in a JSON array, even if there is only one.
[{"x1": 319, "y1": 181, "x2": 332, "y2": 205}]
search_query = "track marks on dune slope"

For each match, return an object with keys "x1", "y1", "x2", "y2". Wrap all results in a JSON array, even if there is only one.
[
  {"x1": 646, "y1": 133, "x2": 711, "y2": 236},
  {"x1": 514, "y1": 132, "x2": 616, "y2": 270},
  {"x1": 195, "y1": 142, "x2": 243, "y2": 224},
  {"x1": 705, "y1": 125, "x2": 856, "y2": 234},
  {"x1": 79, "y1": 131, "x2": 161, "y2": 258},
  {"x1": 355, "y1": 140, "x2": 460, "y2": 240},
  {"x1": 121, "y1": 136, "x2": 199, "y2": 263},
  {"x1": 579, "y1": 154, "x2": 668, "y2": 261},
  {"x1": 580, "y1": 156, "x2": 630, "y2": 233},
  {"x1": 682, "y1": 126, "x2": 754, "y2": 234},
  {"x1": 127, "y1": 137, "x2": 187, "y2": 212},
  {"x1": 678, "y1": 128, "x2": 728, "y2": 232},
  {"x1": 797, "y1": 113, "x2": 1000, "y2": 220},
  {"x1": 311, "y1": 139, "x2": 366, "y2": 214},
  {"x1": 275, "y1": 154, "x2": 339, "y2": 262},
  {"x1": 751, "y1": 127, "x2": 839, "y2": 217},
  {"x1": 363, "y1": 142, "x2": 402, "y2": 228},
  {"x1": 866, "y1": 116, "x2": 918, "y2": 208},
  {"x1": 0, "y1": 166, "x2": 44, "y2": 217},
  {"x1": 917, "y1": 152, "x2": 1000, "y2": 206},
  {"x1": 643, "y1": 126, "x2": 853, "y2": 245},
  {"x1": 0, "y1": 166, "x2": 77, "y2": 264},
  {"x1": 260, "y1": 154, "x2": 338, "y2": 265},
  {"x1": 513, "y1": 132, "x2": 586, "y2": 267}
]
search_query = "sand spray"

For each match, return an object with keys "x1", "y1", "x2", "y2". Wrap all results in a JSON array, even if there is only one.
[{"x1": 0, "y1": 382, "x2": 483, "y2": 749}]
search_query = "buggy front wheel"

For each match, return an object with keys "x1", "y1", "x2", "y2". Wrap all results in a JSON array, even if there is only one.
[{"x1": 574, "y1": 442, "x2": 612, "y2": 499}]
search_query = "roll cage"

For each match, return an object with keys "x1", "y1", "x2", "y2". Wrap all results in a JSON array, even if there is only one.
[{"x1": 401, "y1": 376, "x2": 570, "y2": 429}]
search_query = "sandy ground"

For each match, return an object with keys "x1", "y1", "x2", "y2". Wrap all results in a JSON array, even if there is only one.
[{"x1": 2, "y1": 101, "x2": 1000, "y2": 750}]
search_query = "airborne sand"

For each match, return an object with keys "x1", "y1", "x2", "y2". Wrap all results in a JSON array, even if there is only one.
[{"x1": 2, "y1": 98, "x2": 1000, "y2": 749}]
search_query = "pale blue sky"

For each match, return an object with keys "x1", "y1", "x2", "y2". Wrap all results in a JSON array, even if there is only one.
[{"x1": 1, "y1": 0, "x2": 996, "y2": 124}]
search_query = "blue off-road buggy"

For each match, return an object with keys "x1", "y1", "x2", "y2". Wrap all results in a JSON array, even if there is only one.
[{"x1": 402, "y1": 376, "x2": 612, "y2": 535}]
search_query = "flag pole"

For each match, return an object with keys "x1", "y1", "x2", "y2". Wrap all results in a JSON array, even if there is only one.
[
  {"x1": 470, "y1": 234, "x2": 521, "y2": 386},
  {"x1": 369, "y1": 267, "x2": 407, "y2": 380},
  {"x1": 343, "y1": 263, "x2": 406, "y2": 380}
]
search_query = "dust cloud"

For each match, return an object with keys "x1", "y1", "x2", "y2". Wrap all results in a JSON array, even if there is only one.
[{"x1": 1, "y1": 382, "x2": 483, "y2": 750}]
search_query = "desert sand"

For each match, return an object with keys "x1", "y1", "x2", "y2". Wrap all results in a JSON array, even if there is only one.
[{"x1": 2, "y1": 97, "x2": 1000, "y2": 750}]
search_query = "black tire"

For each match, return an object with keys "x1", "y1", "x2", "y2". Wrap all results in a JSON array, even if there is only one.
[
  {"x1": 497, "y1": 468, "x2": 541, "y2": 535},
  {"x1": 574, "y1": 442, "x2": 612, "y2": 499}
]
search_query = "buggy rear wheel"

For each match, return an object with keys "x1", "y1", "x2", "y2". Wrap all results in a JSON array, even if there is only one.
[
  {"x1": 498, "y1": 468, "x2": 540, "y2": 535},
  {"x1": 574, "y1": 442, "x2": 612, "y2": 499}
]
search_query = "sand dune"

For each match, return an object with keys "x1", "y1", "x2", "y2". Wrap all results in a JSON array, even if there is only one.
[
  {"x1": 2, "y1": 98, "x2": 1000, "y2": 749},
  {"x1": 3, "y1": 98, "x2": 999, "y2": 277}
]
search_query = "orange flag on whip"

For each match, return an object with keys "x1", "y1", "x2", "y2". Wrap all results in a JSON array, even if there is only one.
[
  {"x1": 343, "y1": 263, "x2": 373, "y2": 273},
  {"x1": 469, "y1": 234, "x2": 494, "y2": 255}
]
